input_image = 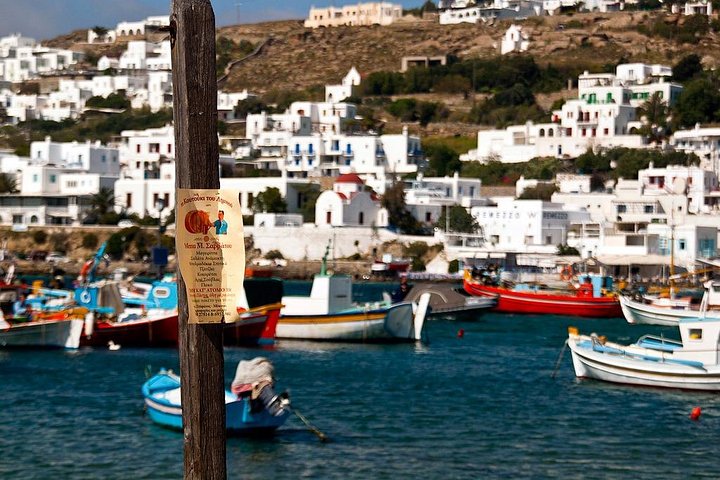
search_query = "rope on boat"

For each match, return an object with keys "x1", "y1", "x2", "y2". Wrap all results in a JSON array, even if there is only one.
[{"x1": 551, "y1": 340, "x2": 568, "y2": 379}]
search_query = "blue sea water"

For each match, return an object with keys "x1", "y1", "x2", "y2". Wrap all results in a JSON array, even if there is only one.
[{"x1": 1, "y1": 282, "x2": 719, "y2": 479}]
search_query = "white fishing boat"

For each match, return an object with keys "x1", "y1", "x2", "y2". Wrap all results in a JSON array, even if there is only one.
[
  {"x1": 567, "y1": 317, "x2": 720, "y2": 391},
  {"x1": 277, "y1": 256, "x2": 429, "y2": 342},
  {"x1": 0, "y1": 310, "x2": 85, "y2": 349},
  {"x1": 620, "y1": 280, "x2": 720, "y2": 327}
]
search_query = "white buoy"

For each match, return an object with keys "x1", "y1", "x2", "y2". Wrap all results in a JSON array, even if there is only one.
[{"x1": 108, "y1": 341, "x2": 121, "y2": 351}]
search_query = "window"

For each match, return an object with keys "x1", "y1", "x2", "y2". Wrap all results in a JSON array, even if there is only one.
[
  {"x1": 126, "y1": 193, "x2": 132, "y2": 207},
  {"x1": 617, "y1": 205, "x2": 627, "y2": 213},
  {"x1": 689, "y1": 328, "x2": 702, "y2": 340},
  {"x1": 545, "y1": 236, "x2": 552, "y2": 245},
  {"x1": 326, "y1": 211, "x2": 332, "y2": 224},
  {"x1": 644, "y1": 205, "x2": 653, "y2": 213},
  {"x1": 247, "y1": 193, "x2": 253, "y2": 209},
  {"x1": 359, "y1": 212, "x2": 364, "y2": 225},
  {"x1": 12, "y1": 214, "x2": 23, "y2": 224},
  {"x1": 136, "y1": 144, "x2": 141, "y2": 153},
  {"x1": 49, "y1": 175, "x2": 56, "y2": 183},
  {"x1": 425, "y1": 212, "x2": 432, "y2": 222},
  {"x1": 33, "y1": 174, "x2": 39, "y2": 182},
  {"x1": 603, "y1": 128, "x2": 609, "y2": 136},
  {"x1": 30, "y1": 215, "x2": 38, "y2": 224},
  {"x1": 678, "y1": 239, "x2": 686, "y2": 251}
]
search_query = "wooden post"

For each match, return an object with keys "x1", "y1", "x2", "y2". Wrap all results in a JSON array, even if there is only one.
[{"x1": 170, "y1": 1, "x2": 226, "y2": 479}]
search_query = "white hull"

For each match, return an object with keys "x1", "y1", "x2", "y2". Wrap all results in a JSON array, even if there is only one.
[
  {"x1": 619, "y1": 295, "x2": 718, "y2": 327},
  {"x1": 568, "y1": 338, "x2": 720, "y2": 391},
  {"x1": 0, "y1": 319, "x2": 84, "y2": 349},
  {"x1": 277, "y1": 302, "x2": 422, "y2": 342},
  {"x1": 277, "y1": 315, "x2": 391, "y2": 341}
]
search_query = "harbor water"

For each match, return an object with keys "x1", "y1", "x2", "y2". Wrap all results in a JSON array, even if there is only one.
[{"x1": 1, "y1": 282, "x2": 719, "y2": 479}]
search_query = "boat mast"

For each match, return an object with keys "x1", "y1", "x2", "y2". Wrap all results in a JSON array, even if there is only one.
[
  {"x1": 669, "y1": 200, "x2": 675, "y2": 297},
  {"x1": 320, "y1": 240, "x2": 331, "y2": 276}
]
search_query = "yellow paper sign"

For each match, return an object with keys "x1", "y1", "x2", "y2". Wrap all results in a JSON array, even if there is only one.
[{"x1": 176, "y1": 189, "x2": 245, "y2": 324}]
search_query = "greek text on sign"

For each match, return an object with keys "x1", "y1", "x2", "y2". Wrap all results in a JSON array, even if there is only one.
[{"x1": 176, "y1": 189, "x2": 246, "y2": 324}]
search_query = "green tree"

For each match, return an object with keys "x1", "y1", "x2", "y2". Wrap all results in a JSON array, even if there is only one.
[
  {"x1": 518, "y1": 183, "x2": 558, "y2": 200},
  {"x1": 557, "y1": 244, "x2": 580, "y2": 256},
  {"x1": 297, "y1": 184, "x2": 320, "y2": 223},
  {"x1": 435, "y1": 205, "x2": 478, "y2": 233},
  {"x1": 253, "y1": 187, "x2": 287, "y2": 213},
  {"x1": 85, "y1": 187, "x2": 117, "y2": 224},
  {"x1": 381, "y1": 180, "x2": 419, "y2": 233},
  {"x1": 85, "y1": 92, "x2": 130, "y2": 109},
  {"x1": 0, "y1": 172, "x2": 17, "y2": 193},
  {"x1": 672, "y1": 54, "x2": 703, "y2": 83},
  {"x1": 673, "y1": 78, "x2": 720, "y2": 127},
  {"x1": 425, "y1": 142, "x2": 461, "y2": 176},
  {"x1": 92, "y1": 26, "x2": 108, "y2": 36}
]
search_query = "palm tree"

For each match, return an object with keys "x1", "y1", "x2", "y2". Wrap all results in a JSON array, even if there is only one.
[
  {"x1": 88, "y1": 187, "x2": 116, "y2": 217},
  {"x1": 637, "y1": 92, "x2": 669, "y2": 142},
  {"x1": 0, "y1": 173, "x2": 17, "y2": 193}
]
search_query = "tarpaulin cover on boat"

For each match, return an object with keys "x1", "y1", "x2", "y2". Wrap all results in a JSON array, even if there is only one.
[{"x1": 232, "y1": 357, "x2": 275, "y2": 389}]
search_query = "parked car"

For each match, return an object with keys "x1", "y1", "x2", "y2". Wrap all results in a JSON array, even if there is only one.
[
  {"x1": 117, "y1": 220, "x2": 138, "y2": 228},
  {"x1": 46, "y1": 252, "x2": 70, "y2": 264}
]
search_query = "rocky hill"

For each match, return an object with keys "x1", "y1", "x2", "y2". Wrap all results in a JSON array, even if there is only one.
[
  {"x1": 213, "y1": 11, "x2": 720, "y2": 93},
  {"x1": 48, "y1": 11, "x2": 720, "y2": 94}
]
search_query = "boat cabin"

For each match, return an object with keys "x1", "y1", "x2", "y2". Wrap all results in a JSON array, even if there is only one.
[
  {"x1": 281, "y1": 274, "x2": 353, "y2": 315},
  {"x1": 676, "y1": 316, "x2": 720, "y2": 365}
]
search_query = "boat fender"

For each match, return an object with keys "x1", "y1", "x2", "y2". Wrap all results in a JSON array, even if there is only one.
[{"x1": 84, "y1": 312, "x2": 95, "y2": 337}]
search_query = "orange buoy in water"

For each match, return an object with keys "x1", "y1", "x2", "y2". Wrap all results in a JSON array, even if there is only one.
[
  {"x1": 457, "y1": 329, "x2": 465, "y2": 338},
  {"x1": 690, "y1": 407, "x2": 702, "y2": 421}
]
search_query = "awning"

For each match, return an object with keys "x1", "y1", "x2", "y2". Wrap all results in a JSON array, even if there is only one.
[{"x1": 596, "y1": 254, "x2": 671, "y2": 266}]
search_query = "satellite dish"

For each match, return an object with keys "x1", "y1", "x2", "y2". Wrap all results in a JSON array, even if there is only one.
[{"x1": 672, "y1": 177, "x2": 686, "y2": 194}]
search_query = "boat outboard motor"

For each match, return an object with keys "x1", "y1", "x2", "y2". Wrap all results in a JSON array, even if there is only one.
[
  {"x1": 232, "y1": 357, "x2": 290, "y2": 416},
  {"x1": 252, "y1": 382, "x2": 290, "y2": 416}
]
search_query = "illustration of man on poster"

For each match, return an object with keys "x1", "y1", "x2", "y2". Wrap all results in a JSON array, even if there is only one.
[{"x1": 214, "y1": 210, "x2": 228, "y2": 235}]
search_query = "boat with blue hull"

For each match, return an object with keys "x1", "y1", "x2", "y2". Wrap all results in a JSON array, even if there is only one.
[{"x1": 142, "y1": 363, "x2": 290, "y2": 434}]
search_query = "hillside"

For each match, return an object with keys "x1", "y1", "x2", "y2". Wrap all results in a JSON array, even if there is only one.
[{"x1": 213, "y1": 11, "x2": 720, "y2": 93}]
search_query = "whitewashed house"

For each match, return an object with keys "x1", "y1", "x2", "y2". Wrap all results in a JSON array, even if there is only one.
[
  {"x1": 315, "y1": 173, "x2": 387, "y2": 227},
  {"x1": 404, "y1": 172, "x2": 484, "y2": 226},
  {"x1": 500, "y1": 25, "x2": 530, "y2": 55},
  {"x1": 305, "y1": 2, "x2": 402, "y2": 28},
  {"x1": 671, "y1": 125, "x2": 720, "y2": 175},
  {"x1": 325, "y1": 67, "x2": 361, "y2": 103},
  {"x1": 461, "y1": 63, "x2": 683, "y2": 164}
]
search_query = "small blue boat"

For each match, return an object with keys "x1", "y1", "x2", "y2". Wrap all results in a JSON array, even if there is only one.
[{"x1": 142, "y1": 367, "x2": 290, "y2": 434}]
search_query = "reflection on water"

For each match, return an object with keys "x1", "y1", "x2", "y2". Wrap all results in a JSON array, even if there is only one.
[{"x1": 1, "y1": 311, "x2": 718, "y2": 479}]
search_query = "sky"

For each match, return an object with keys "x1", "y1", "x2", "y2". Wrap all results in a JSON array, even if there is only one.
[{"x1": 0, "y1": 0, "x2": 424, "y2": 40}]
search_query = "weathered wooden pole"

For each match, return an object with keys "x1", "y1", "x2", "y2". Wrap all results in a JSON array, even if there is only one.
[{"x1": 170, "y1": 1, "x2": 226, "y2": 479}]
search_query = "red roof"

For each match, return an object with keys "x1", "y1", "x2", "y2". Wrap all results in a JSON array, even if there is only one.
[{"x1": 335, "y1": 173, "x2": 364, "y2": 185}]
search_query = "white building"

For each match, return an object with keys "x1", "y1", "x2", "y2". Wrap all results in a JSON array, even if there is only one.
[
  {"x1": 114, "y1": 164, "x2": 317, "y2": 217},
  {"x1": 671, "y1": 0, "x2": 712, "y2": 15},
  {"x1": 470, "y1": 199, "x2": 592, "y2": 252},
  {"x1": 404, "y1": 172, "x2": 484, "y2": 226},
  {"x1": 325, "y1": 67, "x2": 361, "y2": 103},
  {"x1": 501, "y1": 25, "x2": 530, "y2": 55},
  {"x1": 671, "y1": 125, "x2": 720, "y2": 175},
  {"x1": 0, "y1": 138, "x2": 120, "y2": 226},
  {"x1": 314, "y1": 173, "x2": 387, "y2": 227},
  {"x1": 305, "y1": 2, "x2": 403, "y2": 28},
  {"x1": 462, "y1": 63, "x2": 683, "y2": 164}
]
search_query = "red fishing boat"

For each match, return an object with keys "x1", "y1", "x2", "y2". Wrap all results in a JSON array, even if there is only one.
[{"x1": 463, "y1": 271, "x2": 622, "y2": 318}]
